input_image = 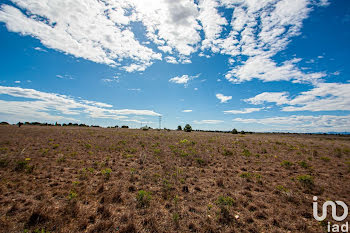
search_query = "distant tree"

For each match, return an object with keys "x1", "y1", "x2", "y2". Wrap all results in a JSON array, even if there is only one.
[
  {"x1": 17, "y1": 122, "x2": 23, "y2": 128},
  {"x1": 121, "y1": 125, "x2": 129, "y2": 129},
  {"x1": 177, "y1": 125, "x2": 182, "y2": 131},
  {"x1": 240, "y1": 130, "x2": 245, "y2": 134},
  {"x1": 184, "y1": 124, "x2": 192, "y2": 132},
  {"x1": 0, "y1": 122, "x2": 9, "y2": 125},
  {"x1": 232, "y1": 128, "x2": 238, "y2": 134}
]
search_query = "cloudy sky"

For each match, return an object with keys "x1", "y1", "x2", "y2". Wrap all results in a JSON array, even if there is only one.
[{"x1": 0, "y1": 0, "x2": 349, "y2": 132}]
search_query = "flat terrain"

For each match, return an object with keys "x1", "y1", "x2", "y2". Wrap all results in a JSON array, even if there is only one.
[{"x1": 0, "y1": 126, "x2": 349, "y2": 233}]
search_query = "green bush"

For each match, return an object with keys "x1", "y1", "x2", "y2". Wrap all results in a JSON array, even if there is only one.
[
  {"x1": 297, "y1": 175, "x2": 314, "y2": 188},
  {"x1": 299, "y1": 160, "x2": 310, "y2": 169},
  {"x1": 281, "y1": 160, "x2": 293, "y2": 168},
  {"x1": 222, "y1": 149, "x2": 233, "y2": 156},
  {"x1": 216, "y1": 196, "x2": 235, "y2": 207},
  {"x1": 136, "y1": 190, "x2": 151, "y2": 208},
  {"x1": 101, "y1": 168, "x2": 112, "y2": 179},
  {"x1": 320, "y1": 156, "x2": 330, "y2": 162}
]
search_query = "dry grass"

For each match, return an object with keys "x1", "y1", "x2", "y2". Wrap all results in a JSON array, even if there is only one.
[{"x1": 0, "y1": 125, "x2": 349, "y2": 232}]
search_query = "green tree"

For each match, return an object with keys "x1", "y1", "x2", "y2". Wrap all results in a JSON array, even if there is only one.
[
  {"x1": 177, "y1": 125, "x2": 182, "y2": 131},
  {"x1": 184, "y1": 124, "x2": 192, "y2": 132},
  {"x1": 232, "y1": 128, "x2": 238, "y2": 134}
]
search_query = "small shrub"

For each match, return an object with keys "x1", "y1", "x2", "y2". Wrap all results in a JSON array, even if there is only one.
[
  {"x1": 52, "y1": 144, "x2": 59, "y2": 149},
  {"x1": 240, "y1": 172, "x2": 253, "y2": 179},
  {"x1": 216, "y1": 196, "x2": 235, "y2": 225},
  {"x1": 14, "y1": 160, "x2": 28, "y2": 171},
  {"x1": 222, "y1": 149, "x2": 233, "y2": 156},
  {"x1": 67, "y1": 190, "x2": 78, "y2": 200},
  {"x1": 172, "y1": 212, "x2": 179, "y2": 222},
  {"x1": 153, "y1": 148, "x2": 161, "y2": 156},
  {"x1": 180, "y1": 139, "x2": 190, "y2": 144},
  {"x1": 195, "y1": 157, "x2": 205, "y2": 165},
  {"x1": 276, "y1": 185, "x2": 289, "y2": 192},
  {"x1": 297, "y1": 175, "x2": 314, "y2": 188},
  {"x1": 101, "y1": 168, "x2": 112, "y2": 179},
  {"x1": 0, "y1": 157, "x2": 9, "y2": 167},
  {"x1": 335, "y1": 148, "x2": 342, "y2": 158},
  {"x1": 56, "y1": 155, "x2": 66, "y2": 163},
  {"x1": 136, "y1": 190, "x2": 151, "y2": 208},
  {"x1": 216, "y1": 196, "x2": 235, "y2": 207},
  {"x1": 242, "y1": 148, "x2": 251, "y2": 157},
  {"x1": 299, "y1": 160, "x2": 310, "y2": 169},
  {"x1": 281, "y1": 160, "x2": 293, "y2": 168},
  {"x1": 320, "y1": 156, "x2": 330, "y2": 162}
]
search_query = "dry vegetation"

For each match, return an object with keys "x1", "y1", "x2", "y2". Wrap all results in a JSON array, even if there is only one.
[{"x1": 0, "y1": 125, "x2": 349, "y2": 232}]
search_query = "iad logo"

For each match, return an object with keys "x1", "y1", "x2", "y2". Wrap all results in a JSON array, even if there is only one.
[{"x1": 313, "y1": 196, "x2": 349, "y2": 232}]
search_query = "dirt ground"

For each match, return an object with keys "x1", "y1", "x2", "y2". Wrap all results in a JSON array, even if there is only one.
[{"x1": 0, "y1": 125, "x2": 349, "y2": 233}]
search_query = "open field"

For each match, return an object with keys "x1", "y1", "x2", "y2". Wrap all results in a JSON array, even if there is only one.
[{"x1": 0, "y1": 125, "x2": 349, "y2": 233}]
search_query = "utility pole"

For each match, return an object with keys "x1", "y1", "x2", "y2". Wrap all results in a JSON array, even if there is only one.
[{"x1": 159, "y1": 116, "x2": 162, "y2": 129}]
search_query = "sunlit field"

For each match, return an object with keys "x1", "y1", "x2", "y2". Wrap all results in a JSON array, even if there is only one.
[{"x1": 0, "y1": 125, "x2": 349, "y2": 232}]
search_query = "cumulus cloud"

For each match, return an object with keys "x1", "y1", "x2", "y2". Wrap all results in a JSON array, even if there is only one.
[
  {"x1": 169, "y1": 74, "x2": 199, "y2": 87},
  {"x1": 133, "y1": 0, "x2": 201, "y2": 56},
  {"x1": 0, "y1": 86, "x2": 160, "y2": 123},
  {"x1": 182, "y1": 110, "x2": 192, "y2": 113},
  {"x1": 193, "y1": 120, "x2": 224, "y2": 124},
  {"x1": 245, "y1": 92, "x2": 290, "y2": 105},
  {"x1": 165, "y1": 56, "x2": 178, "y2": 64},
  {"x1": 225, "y1": 56, "x2": 326, "y2": 84},
  {"x1": 219, "y1": 0, "x2": 328, "y2": 84},
  {"x1": 233, "y1": 114, "x2": 350, "y2": 133},
  {"x1": 0, "y1": 1, "x2": 161, "y2": 71},
  {"x1": 198, "y1": 0, "x2": 228, "y2": 52},
  {"x1": 245, "y1": 83, "x2": 350, "y2": 112},
  {"x1": 224, "y1": 108, "x2": 263, "y2": 114},
  {"x1": 0, "y1": 0, "x2": 329, "y2": 77},
  {"x1": 216, "y1": 93, "x2": 232, "y2": 103}
]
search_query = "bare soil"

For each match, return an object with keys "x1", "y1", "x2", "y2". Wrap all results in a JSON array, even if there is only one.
[{"x1": 0, "y1": 125, "x2": 349, "y2": 232}]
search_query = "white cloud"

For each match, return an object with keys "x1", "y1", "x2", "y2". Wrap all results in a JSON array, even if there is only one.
[
  {"x1": 198, "y1": 0, "x2": 227, "y2": 52},
  {"x1": 245, "y1": 83, "x2": 350, "y2": 112},
  {"x1": 233, "y1": 114, "x2": 350, "y2": 133},
  {"x1": 128, "y1": 88, "x2": 141, "y2": 91},
  {"x1": 133, "y1": 0, "x2": 201, "y2": 56},
  {"x1": 284, "y1": 83, "x2": 350, "y2": 112},
  {"x1": 14, "y1": 81, "x2": 21, "y2": 83},
  {"x1": 216, "y1": 93, "x2": 232, "y2": 103},
  {"x1": 0, "y1": 85, "x2": 161, "y2": 123},
  {"x1": 245, "y1": 92, "x2": 289, "y2": 105},
  {"x1": 193, "y1": 120, "x2": 224, "y2": 124},
  {"x1": 182, "y1": 110, "x2": 192, "y2": 113},
  {"x1": 56, "y1": 74, "x2": 74, "y2": 80},
  {"x1": 224, "y1": 107, "x2": 263, "y2": 114},
  {"x1": 218, "y1": 0, "x2": 328, "y2": 84},
  {"x1": 169, "y1": 74, "x2": 199, "y2": 87},
  {"x1": 102, "y1": 76, "x2": 120, "y2": 83},
  {"x1": 0, "y1": 0, "x2": 330, "y2": 76},
  {"x1": 165, "y1": 56, "x2": 178, "y2": 64},
  {"x1": 34, "y1": 47, "x2": 47, "y2": 52},
  {"x1": 0, "y1": 1, "x2": 161, "y2": 71},
  {"x1": 225, "y1": 56, "x2": 326, "y2": 84}
]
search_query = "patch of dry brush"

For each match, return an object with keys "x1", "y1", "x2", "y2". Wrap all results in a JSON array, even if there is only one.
[{"x1": 0, "y1": 125, "x2": 349, "y2": 232}]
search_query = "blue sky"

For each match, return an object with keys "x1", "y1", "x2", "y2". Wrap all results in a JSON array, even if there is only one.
[{"x1": 0, "y1": 0, "x2": 349, "y2": 132}]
